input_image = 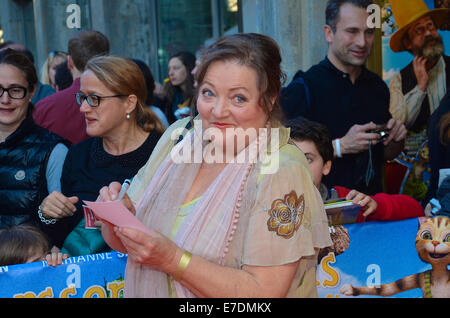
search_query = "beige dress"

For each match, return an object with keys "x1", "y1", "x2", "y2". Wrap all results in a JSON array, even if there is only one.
[{"x1": 126, "y1": 118, "x2": 332, "y2": 297}]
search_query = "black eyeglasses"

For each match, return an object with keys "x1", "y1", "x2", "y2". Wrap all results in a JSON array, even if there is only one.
[
  {"x1": 0, "y1": 86, "x2": 28, "y2": 99},
  {"x1": 75, "y1": 92, "x2": 127, "y2": 107}
]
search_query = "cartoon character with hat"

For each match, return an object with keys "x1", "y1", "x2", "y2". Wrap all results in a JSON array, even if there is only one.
[
  {"x1": 389, "y1": 0, "x2": 449, "y2": 133},
  {"x1": 387, "y1": 0, "x2": 449, "y2": 201},
  {"x1": 389, "y1": 0, "x2": 448, "y2": 53}
]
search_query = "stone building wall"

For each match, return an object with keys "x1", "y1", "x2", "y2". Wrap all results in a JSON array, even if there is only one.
[{"x1": 0, "y1": 0, "x2": 344, "y2": 83}]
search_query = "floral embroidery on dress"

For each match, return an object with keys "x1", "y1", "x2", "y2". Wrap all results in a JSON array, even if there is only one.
[{"x1": 267, "y1": 190, "x2": 305, "y2": 239}]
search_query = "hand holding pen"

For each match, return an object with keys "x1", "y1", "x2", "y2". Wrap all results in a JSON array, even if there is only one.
[
  {"x1": 98, "y1": 179, "x2": 136, "y2": 215},
  {"x1": 117, "y1": 179, "x2": 131, "y2": 201},
  {"x1": 94, "y1": 179, "x2": 136, "y2": 228}
]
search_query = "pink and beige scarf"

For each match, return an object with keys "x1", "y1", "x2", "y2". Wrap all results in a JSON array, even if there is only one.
[{"x1": 124, "y1": 124, "x2": 269, "y2": 297}]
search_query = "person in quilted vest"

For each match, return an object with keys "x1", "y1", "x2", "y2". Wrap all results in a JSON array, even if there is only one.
[{"x1": 0, "y1": 49, "x2": 69, "y2": 230}]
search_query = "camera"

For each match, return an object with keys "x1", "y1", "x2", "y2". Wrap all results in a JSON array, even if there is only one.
[{"x1": 369, "y1": 124, "x2": 390, "y2": 141}]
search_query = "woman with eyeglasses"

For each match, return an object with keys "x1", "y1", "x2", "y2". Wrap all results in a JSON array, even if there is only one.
[
  {"x1": 38, "y1": 55, "x2": 165, "y2": 256},
  {"x1": 0, "y1": 49, "x2": 69, "y2": 230}
]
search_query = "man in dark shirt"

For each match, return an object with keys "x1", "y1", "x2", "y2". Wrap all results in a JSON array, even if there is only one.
[{"x1": 282, "y1": 0, "x2": 407, "y2": 194}]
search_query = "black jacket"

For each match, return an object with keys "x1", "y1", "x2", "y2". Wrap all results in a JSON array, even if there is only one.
[
  {"x1": 281, "y1": 57, "x2": 391, "y2": 195},
  {"x1": 0, "y1": 113, "x2": 66, "y2": 229},
  {"x1": 425, "y1": 91, "x2": 450, "y2": 204}
]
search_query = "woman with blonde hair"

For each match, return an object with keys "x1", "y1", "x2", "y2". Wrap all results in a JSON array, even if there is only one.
[
  {"x1": 40, "y1": 51, "x2": 67, "y2": 89},
  {"x1": 39, "y1": 55, "x2": 165, "y2": 256}
]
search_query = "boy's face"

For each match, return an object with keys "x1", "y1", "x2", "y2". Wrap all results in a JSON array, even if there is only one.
[{"x1": 293, "y1": 139, "x2": 332, "y2": 189}]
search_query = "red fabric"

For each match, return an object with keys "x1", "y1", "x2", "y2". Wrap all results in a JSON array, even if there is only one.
[
  {"x1": 332, "y1": 185, "x2": 425, "y2": 223},
  {"x1": 33, "y1": 78, "x2": 88, "y2": 145},
  {"x1": 384, "y1": 162, "x2": 408, "y2": 195}
]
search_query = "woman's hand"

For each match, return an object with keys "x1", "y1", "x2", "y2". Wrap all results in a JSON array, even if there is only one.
[
  {"x1": 40, "y1": 191, "x2": 78, "y2": 219},
  {"x1": 346, "y1": 190, "x2": 378, "y2": 218},
  {"x1": 98, "y1": 182, "x2": 136, "y2": 215},
  {"x1": 153, "y1": 82, "x2": 166, "y2": 99},
  {"x1": 114, "y1": 228, "x2": 300, "y2": 298},
  {"x1": 114, "y1": 227, "x2": 181, "y2": 274},
  {"x1": 97, "y1": 181, "x2": 137, "y2": 254}
]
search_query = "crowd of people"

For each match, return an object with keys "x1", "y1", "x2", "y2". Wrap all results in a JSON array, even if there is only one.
[{"x1": 0, "y1": 0, "x2": 448, "y2": 298}]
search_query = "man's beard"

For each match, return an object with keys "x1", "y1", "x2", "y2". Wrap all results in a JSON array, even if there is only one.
[{"x1": 415, "y1": 35, "x2": 445, "y2": 61}]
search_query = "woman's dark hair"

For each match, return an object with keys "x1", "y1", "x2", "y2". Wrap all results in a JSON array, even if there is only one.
[
  {"x1": 164, "y1": 51, "x2": 196, "y2": 116},
  {"x1": 0, "y1": 48, "x2": 38, "y2": 115},
  {"x1": 132, "y1": 59, "x2": 156, "y2": 106},
  {"x1": 196, "y1": 33, "x2": 286, "y2": 121},
  {"x1": 285, "y1": 116, "x2": 334, "y2": 164},
  {"x1": 0, "y1": 225, "x2": 50, "y2": 266},
  {"x1": 0, "y1": 48, "x2": 38, "y2": 90},
  {"x1": 170, "y1": 51, "x2": 196, "y2": 82}
]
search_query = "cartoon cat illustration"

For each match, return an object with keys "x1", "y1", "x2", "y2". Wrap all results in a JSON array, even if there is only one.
[{"x1": 340, "y1": 216, "x2": 450, "y2": 298}]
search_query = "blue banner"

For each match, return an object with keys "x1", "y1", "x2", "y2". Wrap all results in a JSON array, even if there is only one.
[
  {"x1": 0, "y1": 218, "x2": 446, "y2": 298},
  {"x1": 317, "y1": 218, "x2": 442, "y2": 298},
  {"x1": 0, "y1": 251, "x2": 127, "y2": 298}
]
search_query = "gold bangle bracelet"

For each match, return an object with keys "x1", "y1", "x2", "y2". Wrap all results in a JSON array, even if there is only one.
[{"x1": 173, "y1": 250, "x2": 192, "y2": 281}]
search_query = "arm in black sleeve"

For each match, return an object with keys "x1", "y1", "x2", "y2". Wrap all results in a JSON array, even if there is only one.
[
  {"x1": 280, "y1": 71, "x2": 311, "y2": 120},
  {"x1": 425, "y1": 96, "x2": 450, "y2": 203},
  {"x1": 41, "y1": 147, "x2": 83, "y2": 248}
]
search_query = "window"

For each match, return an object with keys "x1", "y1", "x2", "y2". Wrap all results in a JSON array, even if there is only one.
[
  {"x1": 156, "y1": 0, "x2": 241, "y2": 82},
  {"x1": 219, "y1": 0, "x2": 240, "y2": 36}
]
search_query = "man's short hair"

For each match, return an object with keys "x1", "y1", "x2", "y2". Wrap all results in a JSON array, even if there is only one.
[
  {"x1": 68, "y1": 30, "x2": 109, "y2": 72},
  {"x1": 326, "y1": 0, "x2": 374, "y2": 32},
  {"x1": 285, "y1": 117, "x2": 334, "y2": 164}
]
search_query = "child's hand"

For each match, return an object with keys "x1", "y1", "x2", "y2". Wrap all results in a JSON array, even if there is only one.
[
  {"x1": 45, "y1": 246, "x2": 68, "y2": 267},
  {"x1": 346, "y1": 190, "x2": 378, "y2": 218}
]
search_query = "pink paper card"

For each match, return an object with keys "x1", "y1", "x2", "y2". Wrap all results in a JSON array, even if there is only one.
[{"x1": 83, "y1": 200, "x2": 151, "y2": 235}]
